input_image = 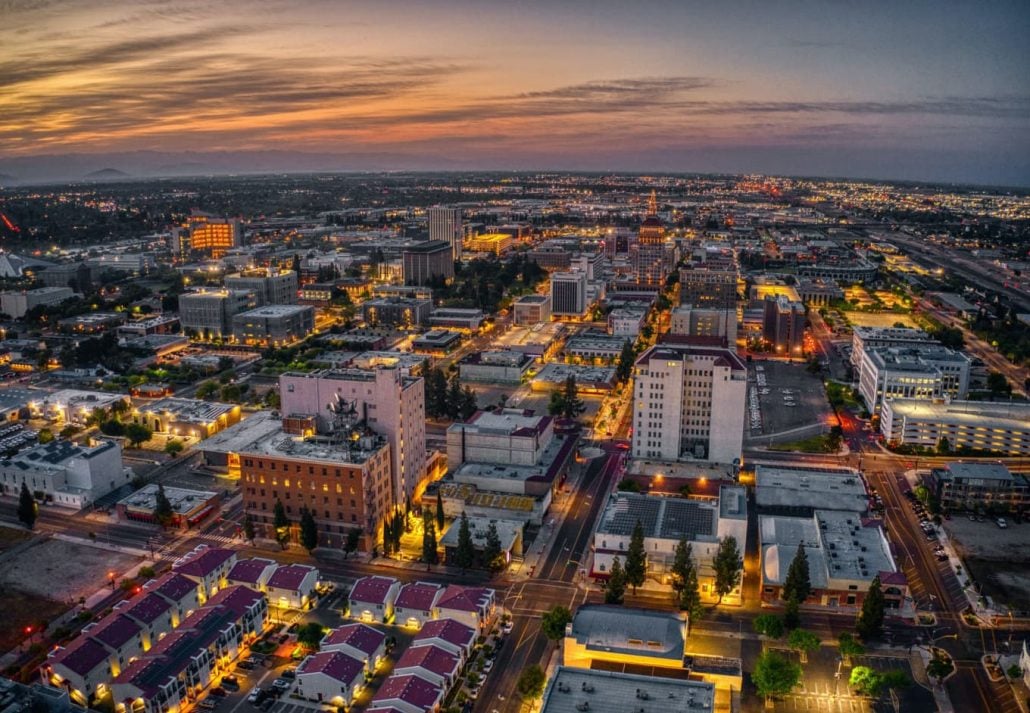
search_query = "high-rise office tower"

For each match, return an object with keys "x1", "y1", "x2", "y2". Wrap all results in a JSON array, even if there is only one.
[
  {"x1": 428, "y1": 207, "x2": 463, "y2": 261},
  {"x1": 550, "y1": 271, "x2": 588, "y2": 317},
  {"x1": 634, "y1": 191, "x2": 666, "y2": 287}
]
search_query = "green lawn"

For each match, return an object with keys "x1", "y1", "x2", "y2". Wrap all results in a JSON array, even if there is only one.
[{"x1": 768, "y1": 434, "x2": 839, "y2": 454}]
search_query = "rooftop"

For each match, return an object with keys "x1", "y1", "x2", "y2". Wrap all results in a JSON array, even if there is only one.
[
  {"x1": 122, "y1": 593, "x2": 172, "y2": 625},
  {"x1": 49, "y1": 636, "x2": 110, "y2": 676},
  {"x1": 435, "y1": 585, "x2": 494, "y2": 614},
  {"x1": 267, "y1": 563, "x2": 317, "y2": 590},
  {"x1": 297, "y1": 650, "x2": 364, "y2": 684},
  {"x1": 4, "y1": 438, "x2": 117, "y2": 470},
  {"x1": 884, "y1": 398, "x2": 1030, "y2": 430},
  {"x1": 321, "y1": 623, "x2": 386, "y2": 657},
  {"x1": 205, "y1": 585, "x2": 265, "y2": 618},
  {"x1": 137, "y1": 397, "x2": 236, "y2": 424},
  {"x1": 395, "y1": 582, "x2": 443, "y2": 611},
  {"x1": 597, "y1": 492, "x2": 719, "y2": 541},
  {"x1": 439, "y1": 517, "x2": 521, "y2": 552},
  {"x1": 635, "y1": 342, "x2": 746, "y2": 371},
  {"x1": 755, "y1": 465, "x2": 868, "y2": 513},
  {"x1": 241, "y1": 429, "x2": 388, "y2": 466},
  {"x1": 235, "y1": 305, "x2": 312, "y2": 318},
  {"x1": 196, "y1": 410, "x2": 283, "y2": 456},
  {"x1": 402, "y1": 240, "x2": 451, "y2": 254},
  {"x1": 118, "y1": 483, "x2": 217, "y2": 515},
  {"x1": 145, "y1": 572, "x2": 199, "y2": 603},
  {"x1": 540, "y1": 666, "x2": 715, "y2": 713},
  {"x1": 412, "y1": 618, "x2": 476, "y2": 650},
  {"x1": 533, "y1": 363, "x2": 617, "y2": 386},
  {"x1": 937, "y1": 462, "x2": 1017, "y2": 483},
  {"x1": 349, "y1": 575, "x2": 399, "y2": 605},
  {"x1": 515, "y1": 294, "x2": 549, "y2": 304},
  {"x1": 172, "y1": 546, "x2": 236, "y2": 579},
  {"x1": 371, "y1": 674, "x2": 442, "y2": 711},
  {"x1": 227, "y1": 558, "x2": 277, "y2": 585},
  {"x1": 450, "y1": 432, "x2": 574, "y2": 486},
  {"x1": 568, "y1": 605, "x2": 686, "y2": 662},
  {"x1": 394, "y1": 644, "x2": 459, "y2": 678}
]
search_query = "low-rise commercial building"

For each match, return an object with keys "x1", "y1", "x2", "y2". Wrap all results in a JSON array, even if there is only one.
[
  {"x1": 513, "y1": 294, "x2": 551, "y2": 325},
  {"x1": 564, "y1": 333, "x2": 627, "y2": 363},
  {"x1": 880, "y1": 398, "x2": 1030, "y2": 456},
  {"x1": 411, "y1": 329, "x2": 462, "y2": 355},
  {"x1": 591, "y1": 487, "x2": 748, "y2": 603},
  {"x1": 362, "y1": 297, "x2": 432, "y2": 328},
  {"x1": 440, "y1": 517, "x2": 523, "y2": 570},
  {"x1": 530, "y1": 363, "x2": 616, "y2": 393},
  {"x1": 858, "y1": 346, "x2": 970, "y2": 413},
  {"x1": 179, "y1": 289, "x2": 259, "y2": 341},
  {"x1": 755, "y1": 465, "x2": 869, "y2": 516},
  {"x1": 0, "y1": 287, "x2": 75, "y2": 319},
  {"x1": 133, "y1": 398, "x2": 242, "y2": 440},
  {"x1": 0, "y1": 438, "x2": 129, "y2": 509},
  {"x1": 670, "y1": 304, "x2": 738, "y2": 344},
  {"x1": 540, "y1": 667, "x2": 716, "y2": 713},
  {"x1": 850, "y1": 326, "x2": 938, "y2": 368},
  {"x1": 116, "y1": 484, "x2": 221, "y2": 529},
  {"x1": 231, "y1": 305, "x2": 314, "y2": 347},
  {"x1": 929, "y1": 462, "x2": 1030, "y2": 514},
  {"x1": 225, "y1": 269, "x2": 297, "y2": 305},
  {"x1": 428, "y1": 308, "x2": 485, "y2": 332},
  {"x1": 458, "y1": 350, "x2": 534, "y2": 384}
]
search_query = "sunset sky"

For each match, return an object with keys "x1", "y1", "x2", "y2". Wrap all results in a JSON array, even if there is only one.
[{"x1": 3, "y1": 0, "x2": 1029, "y2": 184}]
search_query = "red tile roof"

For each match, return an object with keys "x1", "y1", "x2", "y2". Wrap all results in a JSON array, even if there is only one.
[
  {"x1": 349, "y1": 575, "x2": 398, "y2": 605},
  {"x1": 412, "y1": 619, "x2": 475, "y2": 651},
  {"x1": 50, "y1": 637, "x2": 109, "y2": 676},
  {"x1": 297, "y1": 650, "x2": 364, "y2": 684},
  {"x1": 267, "y1": 563, "x2": 316, "y2": 591},
  {"x1": 394, "y1": 644, "x2": 459, "y2": 679},
  {"x1": 371, "y1": 674, "x2": 442, "y2": 711},
  {"x1": 436, "y1": 585, "x2": 493, "y2": 614},
  {"x1": 395, "y1": 582, "x2": 442, "y2": 611},
  {"x1": 321, "y1": 623, "x2": 385, "y2": 657},
  {"x1": 172, "y1": 547, "x2": 235, "y2": 578},
  {"x1": 227, "y1": 558, "x2": 276, "y2": 585}
]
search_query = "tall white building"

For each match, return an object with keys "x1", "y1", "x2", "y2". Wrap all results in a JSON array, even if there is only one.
[
  {"x1": 670, "y1": 304, "x2": 738, "y2": 344},
  {"x1": 850, "y1": 326, "x2": 937, "y2": 367},
  {"x1": 632, "y1": 341, "x2": 747, "y2": 463},
  {"x1": 550, "y1": 271, "x2": 587, "y2": 317},
  {"x1": 857, "y1": 346, "x2": 970, "y2": 413},
  {"x1": 428, "y1": 207, "x2": 463, "y2": 261},
  {"x1": 279, "y1": 367, "x2": 427, "y2": 503}
]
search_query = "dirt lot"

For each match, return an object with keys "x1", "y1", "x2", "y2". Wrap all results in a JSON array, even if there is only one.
[
  {"x1": 945, "y1": 517, "x2": 1030, "y2": 610},
  {"x1": 0, "y1": 537, "x2": 141, "y2": 602},
  {"x1": 0, "y1": 584, "x2": 69, "y2": 653},
  {"x1": 0, "y1": 525, "x2": 31, "y2": 553}
]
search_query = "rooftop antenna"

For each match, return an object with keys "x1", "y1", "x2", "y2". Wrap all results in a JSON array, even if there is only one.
[{"x1": 647, "y1": 190, "x2": 658, "y2": 216}]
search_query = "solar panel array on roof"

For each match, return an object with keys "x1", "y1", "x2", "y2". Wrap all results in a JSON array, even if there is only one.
[
  {"x1": 659, "y1": 500, "x2": 716, "y2": 540},
  {"x1": 606, "y1": 497, "x2": 661, "y2": 536}
]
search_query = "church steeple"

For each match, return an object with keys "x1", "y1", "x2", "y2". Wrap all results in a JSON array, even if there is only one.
[{"x1": 647, "y1": 190, "x2": 658, "y2": 216}]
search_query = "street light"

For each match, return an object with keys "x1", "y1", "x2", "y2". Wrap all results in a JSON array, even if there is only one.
[{"x1": 832, "y1": 657, "x2": 843, "y2": 698}]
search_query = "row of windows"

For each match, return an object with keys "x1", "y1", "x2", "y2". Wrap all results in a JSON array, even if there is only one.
[
  {"x1": 245, "y1": 487, "x2": 359, "y2": 509},
  {"x1": 247, "y1": 500, "x2": 360, "y2": 523}
]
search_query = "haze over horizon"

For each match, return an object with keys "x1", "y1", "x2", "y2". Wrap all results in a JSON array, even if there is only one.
[{"x1": 3, "y1": 0, "x2": 1029, "y2": 186}]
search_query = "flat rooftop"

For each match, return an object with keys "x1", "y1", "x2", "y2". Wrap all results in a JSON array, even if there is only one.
[
  {"x1": 119, "y1": 483, "x2": 217, "y2": 515},
  {"x1": 451, "y1": 433, "x2": 573, "y2": 485},
  {"x1": 884, "y1": 398, "x2": 1030, "y2": 430},
  {"x1": 236, "y1": 305, "x2": 312, "y2": 318},
  {"x1": 569, "y1": 605, "x2": 686, "y2": 662},
  {"x1": 439, "y1": 516, "x2": 521, "y2": 551},
  {"x1": 515, "y1": 295, "x2": 549, "y2": 304},
  {"x1": 436, "y1": 482, "x2": 536, "y2": 513},
  {"x1": 241, "y1": 429, "x2": 388, "y2": 466},
  {"x1": 197, "y1": 411, "x2": 282, "y2": 455},
  {"x1": 755, "y1": 464, "x2": 867, "y2": 513},
  {"x1": 541, "y1": 666, "x2": 715, "y2": 713},
  {"x1": 938, "y1": 462, "x2": 1018, "y2": 483},
  {"x1": 596, "y1": 492, "x2": 719, "y2": 541},
  {"x1": 138, "y1": 397, "x2": 236, "y2": 424},
  {"x1": 533, "y1": 363, "x2": 616, "y2": 386}
]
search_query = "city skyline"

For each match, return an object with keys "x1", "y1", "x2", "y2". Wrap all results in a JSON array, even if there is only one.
[{"x1": 2, "y1": 0, "x2": 1029, "y2": 186}]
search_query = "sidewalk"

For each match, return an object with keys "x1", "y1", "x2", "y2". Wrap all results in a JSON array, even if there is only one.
[{"x1": 913, "y1": 646, "x2": 955, "y2": 713}]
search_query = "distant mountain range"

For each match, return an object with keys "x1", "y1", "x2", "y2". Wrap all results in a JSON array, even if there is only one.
[{"x1": 0, "y1": 150, "x2": 464, "y2": 185}]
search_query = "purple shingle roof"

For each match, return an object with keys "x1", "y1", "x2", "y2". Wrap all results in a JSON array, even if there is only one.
[
  {"x1": 349, "y1": 575, "x2": 398, "y2": 605},
  {"x1": 412, "y1": 618, "x2": 475, "y2": 651},
  {"x1": 123, "y1": 593, "x2": 171, "y2": 625},
  {"x1": 50, "y1": 637, "x2": 109, "y2": 676},
  {"x1": 172, "y1": 547, "x2": 235, "y2": 578},
  {"x1": 206, "y1": 585, "x2": 264, "y2": 617},
  {"x1": 227, "y1": 558, "x2": 276, "y2": 585},
  {"x1": 267, "y1": 564, "x2": 316, "y2": 591},
  {"x1": 298, "y1": 650, "x2": 364, "y2": 684},
  {"x1": 395, "y1": 582, "x2": 442, "y2": 611},
  {"x1": 322, "y1": 623, "x2": 385, "y2": 657},
  {"x1": 147, "y1": 572, "x2": 198, "y2": 603},
  {"x1": 371, "y1": 674, "x2": 442, "y2": 711},
  {"x1": 394, "y1": 644, "x2": 459, "y2": 679},
  {"x1": 436, "y1": 585, "x2": 493, "y2": 613},
  {"x1": 88, "y1": 614, "x2": 141, "y2": 650}
]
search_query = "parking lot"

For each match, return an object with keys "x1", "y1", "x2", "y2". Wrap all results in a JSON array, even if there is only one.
[
  {"x1": 747, "y1": 361, "x2": 833, "y2": 439},
  {"x1": 945, "y1": 516, "x2": 1030, "y2": 611}
]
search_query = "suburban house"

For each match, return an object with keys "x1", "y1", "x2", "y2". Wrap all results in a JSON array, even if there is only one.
[
  {"x1": 392, "y1": 645, "x2": 460, "y2": 690},
  {"x1": 368, "y1": 674, "x2": 444, "y2": 713},
  {"x1": 434, "y1": 586, "x2": 496, "y2": 632},
  {"x1": 348, "y1": 576, "x2": 401, "y2": 623},
  {"x1": 410, "y1": 619, "x2": 476, "y2": 666},
  {"x1": 172, "y1": 546, "x2": 238, "y2": 602},
  {"x1": 394, "y1": 582, "x2": 444, "y2": 630},
  {"x1": 320, "y1": 624, "x2": 387, "y2": 674},
  {"x1": 265, "y1": 564, "x2": 319, "y2": 610},
  {"x1": 294, "y1": 650, "x2": 367, "y2": 708},
  {"x1": 226, "y1": 558, "x2": 279, "y2": 592}
]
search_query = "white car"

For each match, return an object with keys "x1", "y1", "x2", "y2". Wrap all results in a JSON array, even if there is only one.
[{"x1": 502, "y1": 621, "x2": 514, "y2": 635}]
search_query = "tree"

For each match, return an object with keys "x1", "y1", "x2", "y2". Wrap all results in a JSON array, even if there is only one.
[
  {"x1": 422, "y1": 512, "x2": 439, "y2": 567},
  {"x1": 458, "y1": 386, "x2": 479, "y2": 421},
  {"x1": 925, "y1": 655, "x2": 954, "y2": 684},
  {"x1": 195, "y1": 381, "x2": 219, "y2": 399},
  {"x1": 483, "y1": 522, "x2": 504, "y2": 573},
  {"x1": 838, "y1": 632, "x2": 865, "y2": 666},
  {"x1": 615, "y1": 339, "x2": 635, "y2": 383},
  {"x1": 547, "y1": 388, "x2": 565, "y2": 416},
  {"x1": 446, "y1": 376, "x2": 463, "y2": 420},
  {"x1": 242, "y1": 512, "x2": 255, "y2": 543},
  {"x1": 153, "y1": 484, "x2": 175, "y2": 529},
  {"x1": 936, "y1": 436, "x2": 951, "y2": 455},
  {"x1": 344, "y1": 528, "x2": 362, "y2": 559},
  {"x1": 753, "y1": 614, "x2": 785, "y2": 639},
  {"x1": 782, "y1": 543, "x2": 811, "y2": 605},
  {"x1": 299, "y1": 508, "x2": 318, "y2": 553},
  {"x1": 624, "y1": 520, "x2": 647, "y2": 594},
  {"x1": 671, "y1": 539, "x2": 691, "y2": 592},
  {"x1": 17, "y1": 483, "x2": 37, "y2": 529},
  {"x1": 783, "y1": 595, "x2": 801, "y2": 630},
  {"x1": 604, "y1": 556, "x2": 626, "y2": 604},
  {"x1": 856, "y1": 576, "x2": 885, "y2": 640},
  {"x1": 850, "y1": 667, "x2": 910, "y2": 697},
  {"x1": 616, "y1": 478, "x2": 642, "y2": 492},
  {"x1": 37, "y1": 428, "x2": 54, "y2": 444},
  {"x1": 164, "y1": 439, "x2": 184, "y2": 456},
  {"x1": 713, "y1": 536, "x2": 743, "y2": 603},
  {"x1": 787, "y1": 629, "x2": 821, "y2": 663},
  {"x1": 540, "y1": 605, "x2": 572, "y2": 641},
  {"x1": 425, "y1": 368, "x2": 449, "y2": 419},
  {"x1": 296, "y1": 622, "x2": 324, "y2": 650},
  {"x1": 559, "y1": 375, "x2": 585, "y2": 419},
  {"x1": 516, "y1": 664, "x2": 546, "y2": 700},
  {"x1": 273, "y1": 499, "x2": 291, "y2": 549},
  {"x1": 452, "y1": 511, "x2": 475, "y2": 571},
  {"x1": 987, "y1": 371, "x2": 1012, "y2": 399},
  {"x1": 124, "y1": 422, "x2": 153, "y2": 448},
  {"x1": 753, "y1": 650, "x2": 802, "y2": 703},
  {"x1": 435, "y1": 494, "x2": 445, "y2": 532}
]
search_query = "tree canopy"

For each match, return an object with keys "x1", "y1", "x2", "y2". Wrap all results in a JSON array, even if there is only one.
[
  {"x1": 753, "y1": 651, "x2": 802, "y2": 701},
  {"x1": 624, "y1": 520, "x2": 647, "y2": 594},
  {"x1": 713, "y1": 536, "x2": 743, "y2": 602},
  {"x1": 541, "y1": 605, "x2": 572, "y2": 641},
  {"x1": 17, "y1": 483, "x2": 37, "y2": 529}
]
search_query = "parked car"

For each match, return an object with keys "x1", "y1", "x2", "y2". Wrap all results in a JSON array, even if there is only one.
[
  {"x1": 209, "y1": 688, "x2": 227, "y2": 698},
  {"x1": 247, "y1": 688, "x2": 265, "y2": 705},
  {"x1": 280, "y1": 668, "x2": 297, "y2": 680},
  {"x1": 198, "y1": 700, "x2": 217, "y2": 710},
  {"x1": 997, "y1": 518, "x2": 1008, "y2": 529},
  {"x1": 221, "y1": 678, "x2": 240, "y2": 692},
  {"x1": 502, "y1": 620, "x2": 514, "y2": 635},
  {"x1": 272, "y1": 679, "x2": 291, "y2": 692},
  {"x1": 237, "y1": 661, "x2": 255, "y2": 671}
]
